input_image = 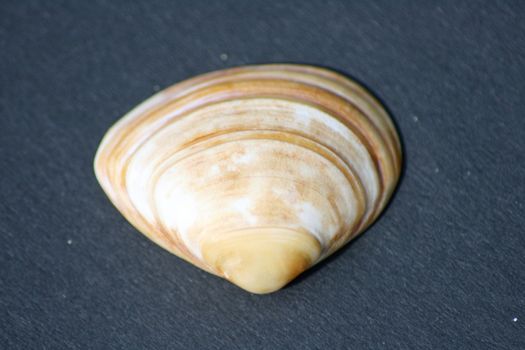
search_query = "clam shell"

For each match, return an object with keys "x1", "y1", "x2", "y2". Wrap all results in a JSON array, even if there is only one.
[{"x1": 94, "y1": 64, "x2": 402, "y2": 294}]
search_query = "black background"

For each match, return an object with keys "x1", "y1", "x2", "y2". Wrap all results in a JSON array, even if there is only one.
[{"x1": 1, "y1": 1, "x2": 524, "y2": 349}]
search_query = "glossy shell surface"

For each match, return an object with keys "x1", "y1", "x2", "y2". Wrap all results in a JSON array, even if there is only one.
[{"x1": 94, "y1": 64, "x2": 402, "y2": 294}]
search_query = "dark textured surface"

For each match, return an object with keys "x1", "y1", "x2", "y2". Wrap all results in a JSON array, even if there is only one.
[{"x1": 1, "y1": 1, "x2": 524, "y2": 348}]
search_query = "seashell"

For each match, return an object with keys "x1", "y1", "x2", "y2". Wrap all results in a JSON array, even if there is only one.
[{"x1": 94, "y1": 64, "x2": 402, "y2": 294}]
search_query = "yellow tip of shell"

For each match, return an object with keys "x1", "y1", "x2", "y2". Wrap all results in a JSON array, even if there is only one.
[{"x1": 202, "y1": 228, "x2": 321, "y2": 294}]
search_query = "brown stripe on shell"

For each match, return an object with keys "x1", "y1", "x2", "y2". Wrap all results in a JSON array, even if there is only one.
[
  {"x1": 115, "y1": 78, "x2": 389, "y2": 225},
  {"x1": 102, "y1": 84, "x2": 384, "y2": 250}
]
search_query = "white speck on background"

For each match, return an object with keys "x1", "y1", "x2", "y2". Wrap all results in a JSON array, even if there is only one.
[
  {"x1": 220, "y1": 53, "x2": 228, "y2": 61},
  {"x1": 412, "y1": 115, "x2": 419, "y2": 122},
  {"x1": 513, "y1": 317, "x2": 518, "y2": 322},
  {"x1": 67, "y1": 239, "x2": 72, "y2": 245}
]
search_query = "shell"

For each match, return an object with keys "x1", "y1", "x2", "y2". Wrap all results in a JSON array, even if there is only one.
[{"x1": 94, "y1": 64, "x2": 402, "y2": 294}]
